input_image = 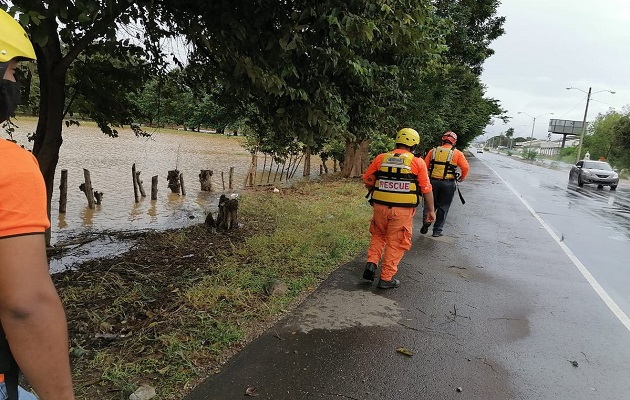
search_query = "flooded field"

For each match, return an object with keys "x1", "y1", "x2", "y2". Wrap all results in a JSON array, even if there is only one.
[{"x1": 7, "y1": 117, "x2": 324, "y2": 270}]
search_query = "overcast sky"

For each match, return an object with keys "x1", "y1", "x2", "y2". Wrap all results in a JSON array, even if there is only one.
[{"x1": 480, "y1": 0, "x2": 630, "y2": 141}]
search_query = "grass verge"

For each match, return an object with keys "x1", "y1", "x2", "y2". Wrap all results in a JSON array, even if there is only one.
[{"x1": 52, "y1": 175, "x2": 372, "y2": 399}]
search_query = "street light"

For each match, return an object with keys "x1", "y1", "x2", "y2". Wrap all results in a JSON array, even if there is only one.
[
  {"x1": 517, "y1": 111, "x2": 555, "y2": 152},
  {"x1": 566, "y1": 87, "x2": 616, "y2": 162}
]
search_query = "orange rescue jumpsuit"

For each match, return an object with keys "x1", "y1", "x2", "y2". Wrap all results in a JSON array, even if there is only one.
[{"x1": 363, "y1": 149, "x2": 432, "y2": 281}]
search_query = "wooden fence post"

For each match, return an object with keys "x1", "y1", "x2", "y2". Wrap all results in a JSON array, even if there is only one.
[
  {"x1": 151, "y1": 176, "x2": 158, "y2": 200},
  {"x1": 244, "y1": 156, "x2": 256, "y2": 187},
  {"x1": 229, "y1": 166, "x2": 234, "y2": 190},
  {"x1": 132, "y1": 163, "x2": 140, "y2": 203},
  {"x1": 59, "y1": 169, "x2": 68, "y2": 213},
  {"x1": 81, "y1": 169, "x2": 95, "y2": 209},
  {"x1": 260, "y1": 154, "x2": 267, "y2": 185},
  {"x1": 290, "y1": 153, "x2": 303, "y2": 179},
  {"x1": 180, "y1": 173, "x2": 186, "y2": 196},
  {"x1": 267, "y1": 157, "x2": 274, "y2": 184},
  {"x1": 136, "y1": 171, "x2": 146, "y2": 197}
]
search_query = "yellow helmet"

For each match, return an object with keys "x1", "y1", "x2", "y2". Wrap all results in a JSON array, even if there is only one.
[
  {"x1": 395, "y1": 128, "x2": 420, "y2": 147},
  {"x1": 0, "y1": 9, "x2": 36, "y2": 63}
]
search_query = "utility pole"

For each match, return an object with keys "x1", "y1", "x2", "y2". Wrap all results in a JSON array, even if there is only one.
[
  {"x1": 575, "y1": 87, "x2": 591, "y2": 163},
  {"x1": 567, "y1": 86, "x2": 615, "y2": 162}
]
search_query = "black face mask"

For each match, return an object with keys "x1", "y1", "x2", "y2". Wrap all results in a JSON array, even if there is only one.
[{"x1": 0, "y1": 79, "x2": 21, "y2": 122}]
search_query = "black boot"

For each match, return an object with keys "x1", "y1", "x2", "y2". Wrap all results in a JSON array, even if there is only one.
[
  {"x1": 363, "y1": 262, "x2": 377, "y2": 281},
  {"x1": 377, "y1": 278, "x2": 401, "y2": 289},
  {"x1": 420, "y1": 222, "x2": 431, "y2": 234}
]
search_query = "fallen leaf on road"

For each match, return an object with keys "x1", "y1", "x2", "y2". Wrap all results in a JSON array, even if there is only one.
[
  {"x1": 396, "y1": 347, "x2": 413, "y2": 356},
  {"x1": 245, "y1": 386, "x2": 259, "y2": 397}
]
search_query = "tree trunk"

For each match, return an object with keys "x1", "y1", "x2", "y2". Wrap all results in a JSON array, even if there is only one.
[
  {"x1": 303, "y1": 147, "x2": 311, "y2": 176},
  {"x1": 341, "y1": 139, "x2": 370, "y2": 178},
  {"x1": 217, "y1": 194, "x2": 238, "y2": 230},
  {"x1": 167, "y1": 170, "x2": 181, "y2": 193},
  {"x1": 31, "y1": 31, "x2": 67, "y2": 246},
  {"x1": 199, "y1": 170, "x2": 213, "y2": 191}
]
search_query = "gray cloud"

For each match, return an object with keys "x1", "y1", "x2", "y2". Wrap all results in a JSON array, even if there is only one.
[{"x1": 481, "y1": 0, "x2": 630, "y2": 139}]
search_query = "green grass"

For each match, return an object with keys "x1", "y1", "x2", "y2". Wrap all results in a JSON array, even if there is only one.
[
  {"x1": 186, "y1": 178, "x2": 373, "y2": 318},
  {"x1": 59, "y1": 176, "x2": 373, "y2": 399}
]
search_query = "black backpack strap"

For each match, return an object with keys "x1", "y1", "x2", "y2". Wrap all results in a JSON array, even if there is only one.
[{"x1": 0, "y1": 323, "x2": 20, "y2": 400}]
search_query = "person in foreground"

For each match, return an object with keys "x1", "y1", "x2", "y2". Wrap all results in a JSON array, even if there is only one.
[
  {"x1": 420, "y1": 131, "x2": 469, "y2": 237},
  {"x1": 362, "y1": 128, "x2": 435, "y2": 289},
  {"x1": 0, "y1": 9, "x2": 75, "y2": 400}
]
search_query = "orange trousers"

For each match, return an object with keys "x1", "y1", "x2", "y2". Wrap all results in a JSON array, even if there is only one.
[{"x1": 366, "y1": 203, "x2": 415, "y2": 281}]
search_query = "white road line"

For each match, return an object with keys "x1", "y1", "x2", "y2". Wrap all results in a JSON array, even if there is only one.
[{"x1": 484, "y1": 162, "x2": 630, "y2": 333}]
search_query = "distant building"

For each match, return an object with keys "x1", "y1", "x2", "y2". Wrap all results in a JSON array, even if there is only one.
[
  {"x1": 514, "y1": 138, "x2": 580, "y2": 156},
  {"x1": 539, "y1": 141, "x2": 562, "y2": 156}
]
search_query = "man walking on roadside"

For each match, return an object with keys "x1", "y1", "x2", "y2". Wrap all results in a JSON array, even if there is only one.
[
  {"x1": 0, "y1": 9, "x2": 75, "y2": 400},
  {"x1": 420, "y1": 131, "x2": 469, "y2": 237},
  {"x1": 362, "y1": 128, "x2": 435, "y2": 289}
]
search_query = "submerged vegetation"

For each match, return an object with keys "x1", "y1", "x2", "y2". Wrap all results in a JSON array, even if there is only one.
[{"x1": 53, "y1": 176, "x2": 372, "y2": 399}]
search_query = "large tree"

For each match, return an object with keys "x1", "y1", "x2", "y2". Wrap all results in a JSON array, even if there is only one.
[
  {"x1": 165, "y1": 0, "x2": 450, "y2": 177},
  {"x1": 3, "y1": 0, "x2": 175, "y2": 241},
  {"x1": 405, "y1": 0, "x2": 506, "y2": 151},
  {"x1": 405, "y1": 65, "x2": 503, "y2": 153},
  {"x1": 434, "y1": 0, "x2": 505, "y2": 75},
  {"x1": 586, "y1": 108, "x2": 630, "y2": 169}
]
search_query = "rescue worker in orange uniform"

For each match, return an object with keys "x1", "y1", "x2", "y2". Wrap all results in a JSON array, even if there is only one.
[
  {"x1": 362, "y1": 128, "x2": 436, "y2": 289},
  {"x1": 420, "y1": 131, "x2": 469, "y2": 237},
  {"x1": 0, "y1": 9, "x2": 75, "y2": 400}
]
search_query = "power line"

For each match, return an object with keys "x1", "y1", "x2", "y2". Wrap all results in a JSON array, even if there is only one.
[
  {"x1": 559, "y1": 95, "x2": 587, "y2": 119},
  {"x1": 589, "y1": 98, "x2": 619, "y2": 108}
]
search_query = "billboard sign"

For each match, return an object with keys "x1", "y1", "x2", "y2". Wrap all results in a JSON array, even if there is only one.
[{"x1": 548, "y1": 119, "x2": 584, "y2": 135}]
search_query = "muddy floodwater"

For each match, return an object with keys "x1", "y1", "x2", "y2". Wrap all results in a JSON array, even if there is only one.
[{"x1": 8, "y1": 118, "x2": 323, "y2": 271}]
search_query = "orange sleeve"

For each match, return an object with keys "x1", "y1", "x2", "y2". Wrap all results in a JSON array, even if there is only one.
[
  {"x1": 412, "y1": 157, "x2": 432, "y2": 194},
  {"x1": 362, "y1": 153, "x2": 384, "y2": 187},
  {"x1": 424, "y1": 149, "x2": 433, "y2": 168},
  {"x1": 0, "y1": 142, "x2": 50, "y2": 238},
  {"x1": 455, "y1": 150, "x2": 469, "y2": 180}
]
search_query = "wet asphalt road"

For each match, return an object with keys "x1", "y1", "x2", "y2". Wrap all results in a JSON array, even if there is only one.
[
  {"x1": 476, "y1": 151, "x2": 630, "y2": 319},
  {"x1": 184, "y1": 154, "x2": 630, "y2": 400}
]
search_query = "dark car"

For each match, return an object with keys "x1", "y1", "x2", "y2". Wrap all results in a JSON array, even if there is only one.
[{"x1": 569, "y1": 160, "x2": 619, "y2": 190}]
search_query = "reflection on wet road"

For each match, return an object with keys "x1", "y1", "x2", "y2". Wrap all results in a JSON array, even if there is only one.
[
  {"x1": 566, "y1": 185, "x2": 630, "y2": 228},
  {"x1": 476, "y1": 151, "x2": 630, "y2": 319}
]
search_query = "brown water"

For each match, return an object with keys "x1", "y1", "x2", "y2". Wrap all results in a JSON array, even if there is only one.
[{"x1": 9, "y1": 117, "x2": 321, "y2": 248}]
